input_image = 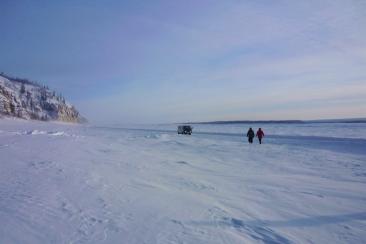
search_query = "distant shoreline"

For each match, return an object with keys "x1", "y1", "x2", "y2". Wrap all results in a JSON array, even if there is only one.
[{"x1": 182, "y1": 118, "x2": 366, "y2": 125}]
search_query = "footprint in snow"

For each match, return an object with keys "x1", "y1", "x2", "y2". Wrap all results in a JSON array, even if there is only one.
[
  {"x1": 28, "y1": 161, "x2": 64, "y2": 175},
  {"x1": 176, "y1": 161, "x2": 189, "y2": 165},
  {"x1": 29, "y1": 161, "x2": 54, "y2": 170}
]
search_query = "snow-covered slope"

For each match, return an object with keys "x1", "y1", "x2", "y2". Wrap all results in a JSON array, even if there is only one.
[
  {"x1": 0, "y1": 74, "x2": 84, "y2": 123},
  {"x1": 0, "y1": 119, "x2": 365, "y2": 243}
]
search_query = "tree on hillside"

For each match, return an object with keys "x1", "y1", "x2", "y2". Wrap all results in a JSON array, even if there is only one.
[
  {"x1": 40, "y1": 88, "x2": 47, "y2": 101},
  {"x1": 20, "y1": 84, "x2": 26, "y2": 94},
  {"x1": 10, "y1": 103, "x2": 15, "y2": 114}
]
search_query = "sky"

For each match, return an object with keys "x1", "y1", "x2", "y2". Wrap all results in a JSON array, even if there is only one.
[{"x1": 1, "y1": 0, "x2": 365, "y2": 124}]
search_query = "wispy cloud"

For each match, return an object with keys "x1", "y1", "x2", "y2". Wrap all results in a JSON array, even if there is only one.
[{"x1": 1, "y1": 0, "x2": 365, "y2": 123}]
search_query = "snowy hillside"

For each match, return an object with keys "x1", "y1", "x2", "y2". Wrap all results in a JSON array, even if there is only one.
[
  {"x1": 0, "y1": 74, "x2": 85, "y2": 123},
  {"x1": 0, "y1": 119, "x2": 365, "y2": 243}
]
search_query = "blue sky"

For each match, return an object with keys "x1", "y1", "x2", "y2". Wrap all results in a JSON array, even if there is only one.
[{"x1": 1, "y1": 0, "x2": 365, "y2": 124}]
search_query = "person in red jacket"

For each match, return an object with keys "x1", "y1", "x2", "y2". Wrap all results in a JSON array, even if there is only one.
[{"x1": 256, "y1": 128, "x2": 264, "y2": 144}]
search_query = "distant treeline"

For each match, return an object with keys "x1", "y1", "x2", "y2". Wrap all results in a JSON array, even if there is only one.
[
  {"x1": 187, "y1": 119, "x2": 366, "y2": 124},
  {"x1": 1, "y1": 72, "x2": 67, "y2": 104},
  {"x1": 0, "y1": 72, "x2": 39, "y2": 86},
  {"x1": 188, "y1": 120, "x2": 304, "y2": 124},
  {"x1": 308, "y1": 119, "x2": 366, "y2": 123}
]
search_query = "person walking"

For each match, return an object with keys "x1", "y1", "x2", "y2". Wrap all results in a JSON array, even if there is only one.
[
  {"x1": 256, "y1": 128, "x2": 265, "y2": 144},
  {"x1": 247, "y1": 127, "x2": 255, "y2": 144}
]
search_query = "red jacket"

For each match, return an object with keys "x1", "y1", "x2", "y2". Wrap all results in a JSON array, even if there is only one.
[{"x1": 256, "y1": 129, "x2": 264, "y2": 138}]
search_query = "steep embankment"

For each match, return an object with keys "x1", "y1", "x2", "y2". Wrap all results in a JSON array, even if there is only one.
[{"x1": 0, "y1": 74, "x2": 85, "y2": 123}]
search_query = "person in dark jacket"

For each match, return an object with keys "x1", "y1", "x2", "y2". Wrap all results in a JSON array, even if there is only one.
[
  {"x1": 247, "y1": 128, "x2": 255, "y2": 144},
  {"x1": 256, "y1": 128, "x2": 265, "y2": 144}
]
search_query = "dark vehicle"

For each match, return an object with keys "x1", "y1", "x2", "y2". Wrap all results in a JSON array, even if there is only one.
[{"x1": 177, "y1": 125, "x2": 192, "y2": 135}]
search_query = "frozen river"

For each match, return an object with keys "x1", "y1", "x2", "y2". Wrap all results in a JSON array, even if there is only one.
[{"x1": 1, "y1": 119, "x2": 365, "y2": 243}]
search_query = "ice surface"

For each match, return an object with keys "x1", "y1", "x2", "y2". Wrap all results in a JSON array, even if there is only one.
[
  {"x1": 121, "y1": 122, "x2": 366, "y2": 139},
  {"x1": 0, "y1": 118, "x2": 365, "y2": 243}
]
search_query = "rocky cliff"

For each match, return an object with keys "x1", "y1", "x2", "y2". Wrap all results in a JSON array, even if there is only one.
[{"x1": 0, "y1": 73, "x2": 86, "y2": 123}]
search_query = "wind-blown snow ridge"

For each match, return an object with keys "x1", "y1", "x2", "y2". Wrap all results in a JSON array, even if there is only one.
[{"x1": 24, "y1": 130, "x2": 67, "y2": 136}]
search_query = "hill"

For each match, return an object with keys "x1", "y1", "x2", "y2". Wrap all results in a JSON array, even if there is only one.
[{"x1": 0, "y1": 73, "x2": 85, "y2": 123}]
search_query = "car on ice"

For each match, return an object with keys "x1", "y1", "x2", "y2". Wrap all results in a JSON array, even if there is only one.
[{"x1": 177, "y1": 125, "x2": 193, "y2": 135}]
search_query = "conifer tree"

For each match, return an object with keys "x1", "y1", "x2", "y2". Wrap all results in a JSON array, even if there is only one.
[{"x1": 20, "y1": 83, "x2": 26, "y2": 94}]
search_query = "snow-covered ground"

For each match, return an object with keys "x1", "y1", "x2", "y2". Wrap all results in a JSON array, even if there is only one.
[{"x1": 1, "y1": 119, "x2": 365, "y2": 243}]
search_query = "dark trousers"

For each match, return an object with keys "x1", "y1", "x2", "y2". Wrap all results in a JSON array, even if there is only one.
[
  {"x1": 258, "y1": 137, "x2": 262, "y2": 144},
  {"x1": 248, "y1": 137, "x2": 253, "y2": 143}
]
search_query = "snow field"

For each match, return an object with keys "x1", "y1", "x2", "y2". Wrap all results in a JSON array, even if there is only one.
[{"x1": 0, "y1": 119, "x2": 365, "y2": 243}]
